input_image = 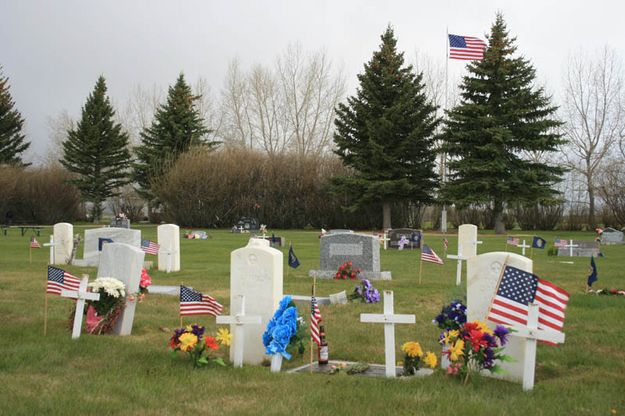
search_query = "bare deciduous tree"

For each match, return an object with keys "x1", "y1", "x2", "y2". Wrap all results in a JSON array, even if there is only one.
[
  {"x1": 561, "y1": 47, "x2": 625, "y2": 228},
  {"x1": 45, "y1": 110, "x2": 75, "y2": 164}
]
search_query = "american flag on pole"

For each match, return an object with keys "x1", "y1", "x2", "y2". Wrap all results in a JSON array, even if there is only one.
[
  {"x1": 30, "y1": 237, "x2": 41, "y2": 248},
  {"x1": 421, "y1": 245, "x2": 444, "y2": 265},
  {"x1": 448, "y1": 34, "x2": 487, "y2": 60},
  {"x1": 506, "y1": 236, "x2": 520, "y2": 246},
  {"x1": 487, "y1": 265, "x2": 570, "y2": 341},
  {"x1": 47, "y1": 266, "x2": 80, "y2": 295},
  {"x1": 310, "y1": 295, "x2": 322, "y2": 346},
  {"x1": 141, "y1": 240, "x2": 160, "y2": 255},
  {"x1": 179, "y1": 285, "x2": 223, "y2": 317},
  {"x1": 554, "y1": 238, "x2": 568, "y2": 248}
]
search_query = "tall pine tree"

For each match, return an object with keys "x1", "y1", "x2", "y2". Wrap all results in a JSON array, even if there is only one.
[
  {"x1": 0, "y1": 67, "x2": 30, "y2": 165},
  {"x1": 61, "y1": 76, "x2": 132, "y2": 222},
  {"x1": 442, "y1": 14, "x2": 564, "y2": 234},
  {"x1": 133, "y1": 73, "x2": 212, "y2": 201},
  {"x1": 332, "y1": 26, "x2": 439, "y2": 229}
]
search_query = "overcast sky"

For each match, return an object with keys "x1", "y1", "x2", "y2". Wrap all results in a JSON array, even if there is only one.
[{"x1": 1, "y1": 0, "x2": 622, "y2": 163}]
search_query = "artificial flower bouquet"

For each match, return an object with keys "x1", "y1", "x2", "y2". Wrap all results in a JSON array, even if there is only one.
[
  {"x1": 83, "y1": 277, "x2": 126, "y2": 334},
  {"x1": 432, "y1": 299, "x2": 467, "y2": 331},
  {"x1": 440, "y1": 320, "x2": 512, "y2": 383},
  {"x1": 168, "y1": 324, "x2": 226, "y2": 368},
  {"x1": 334, "y1": 261, "x2": 360, "y2": 280},
  {"x1": 401, "y1": 341, "x2": 438, "y2": 375},
  {"x1": 128, "y1": 268, "x2": 153, "y2": 302},
  {"x1": 587, "y1": 287, "x2": 625, "y2": 297},
  {"x1": 262, "y1": 296, "x2": 306, "y2": 360},
  {"x1": 348, "y1": 278, "x2": 380, "y2": 303}
]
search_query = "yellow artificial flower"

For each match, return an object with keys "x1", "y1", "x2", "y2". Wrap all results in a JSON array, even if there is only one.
[
  {"x1": 475, "y1": 320, "x2": 494, "y2": 336},
  {"x1": 424, "y1": 351, "x2": 438, "y2": 369},
  {"x1": 401, "y1": 341, "x2": 424, "y2": 358},
  {"x1": 216, "y1": 327, "x2": 232, "y2": 347},
  {"x1": 448, "y1": 340, "x2": 465, "y2": 361},
  {"x1": 179, "y1": 333, "x2": 198, "y2": 352},
  {"x1": 442, "y1": 330, "x2": 460, "y2": 345}
]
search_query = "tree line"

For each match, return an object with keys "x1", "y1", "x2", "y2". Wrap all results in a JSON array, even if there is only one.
[{"x1": 1, "y1": 13, "x2": 624, "y2": 232}]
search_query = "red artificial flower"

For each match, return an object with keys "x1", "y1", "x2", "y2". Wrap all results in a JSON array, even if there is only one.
[
  {"x1": 204, "y1": 336, "x2": 219, "y2": 351},
  {"x1": 468, "y1": 330, "x2": 488, "y2": 352},
  {"x1": 168, "y1": 337, "x2": 179, "y2": 350}
]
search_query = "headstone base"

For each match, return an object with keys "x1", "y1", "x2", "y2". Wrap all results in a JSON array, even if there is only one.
[
  {"x1": 308, "y1": 270, "x2": 392, "y2": 280},
  {"x1": 288, "y1": 360, "x2": 433, "y2": 378},
  {"x1": 72, "y1": 257, "x2": 100, "y2": 267}
]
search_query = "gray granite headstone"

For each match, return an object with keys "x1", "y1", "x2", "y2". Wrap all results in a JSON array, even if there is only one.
[
  {"x1": 388, "y1": 228, "x2": 422, "y2": 249},
  {"x1": 557, "y1": 240, "x2": 600, "y2": 257},
  {"x1": 601, "y1": 228, "x2": 624, "y2": 244},
  {"x1": 309, "y1": 232, "x2": 391, "y2": 280},
  {"x1": 327, "y1": 229, "x2": 354, "y2": 235},
  {"x1": 74, "y1": 227, "x2": 141, "y2": 267}
]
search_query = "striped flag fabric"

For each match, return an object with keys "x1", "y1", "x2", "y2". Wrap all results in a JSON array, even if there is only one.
[
  {"x1": 310, "y1": 295, "x2": 322, "y2": 346},
  {"x1": 47, "y1": 266, "x2": 80, "y2": 295},
  {"x1": 448, "y1": 34, "x2": 487, "y2": 60},
  {"x1": 179, "y1": 285, "x2": 223, "y2": 317},
  {"x1": 506, "y1": 236, "x2": 520, "y2": 246},
  {"x1": 487, "y1": 265, "x2": 570, "y2": 342},
  {"x1": 30, "y1": 237, "x2": 41, "y2": 248},
  {"x1": 141, "y1": 240, "x2": 160, "y2": 255},
  {"x1": 421, "y1": 245, "x2": 444, "y2": 265},
  {"x1": 554, "y1": 238, "x2": 568, "y2": 248}
]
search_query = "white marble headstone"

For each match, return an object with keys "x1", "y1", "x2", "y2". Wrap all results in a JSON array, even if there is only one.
[
  {"x1": 97, "y1": 242, "x2": 145, "y2": 336},
  {"x1": 53, "y1": 222, "x2": 73, "y2": 265},
  {"x1": 230, "y1": 238, "x2": 283, "y2": 364},
  {"x1": 157, "y1": 224, "x2": 180, "y2": 272},
  {"x1": 458, "y1": 224, "x2": 479, "y2": 259},
  {"x1": 467, "y1": 251, "x2": 532, "y2": 382},
  {"x1": 80, "y1": 227, "x2": 141, "y2": 266}
]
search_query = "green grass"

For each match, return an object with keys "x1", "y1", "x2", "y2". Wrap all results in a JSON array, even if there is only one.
[{"x1": 1, "y1": 227, "x2": 624, "y2": 415}]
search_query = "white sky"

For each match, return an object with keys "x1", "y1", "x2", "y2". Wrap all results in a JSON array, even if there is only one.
[{"x1": 1, "y1": 0, "x2": 622, "y2": 162}]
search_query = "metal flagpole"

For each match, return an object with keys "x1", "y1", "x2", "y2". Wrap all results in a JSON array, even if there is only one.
[{"x1": 440, "y1": 27, "x2": 449, "y2": 233}]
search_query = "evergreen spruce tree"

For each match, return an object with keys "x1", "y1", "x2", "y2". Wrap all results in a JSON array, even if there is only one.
[
  {"x1": 133, "y1": 73, "x2": 212, "y2": 201},
  {"x1": 332, "y1": 26, "x2": 439, "y2": 229},
  {"x1": 61, "y1": 76, "x2": 132, "y2": 222},
  {"x1": 442, "y1": 14, "x2": 564, "y2": 234},
  {"x1": 0, "y1": 67, "x2": 30, "y2": 165}
]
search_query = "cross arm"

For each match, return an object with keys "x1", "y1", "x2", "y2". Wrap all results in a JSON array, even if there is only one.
[{"x1": 360, "y1": 313, "x2": 415, "y2": 324}]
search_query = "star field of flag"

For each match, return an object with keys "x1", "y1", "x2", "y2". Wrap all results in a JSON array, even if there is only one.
[{"x1": 496, "y1": 266, "x2": 538, "y2": 305}]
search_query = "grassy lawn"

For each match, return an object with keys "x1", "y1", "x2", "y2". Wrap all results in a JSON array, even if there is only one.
[{"x1": 1, "y1": 226, "x2": 624, "y2": 415}]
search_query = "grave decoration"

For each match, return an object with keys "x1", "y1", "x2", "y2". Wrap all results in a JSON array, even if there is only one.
[
  {"x1": 440, "y1": 320, "x2": 511, "y2": 383},
  {"x1": 400, "y1": 341, "x2": 438, "y2": 375},
  {"x1": 62, "y1": 276, "x2": 101, "y2": 339},
  {"x1": 168, "y1": 324, "x2": 226, "y2": 368},
  {"x1": 433, "y1": 299, "x2": 467, "y2": 369},
  {"x1": 215, "y1": 295, "x2": 261, "y2": 368},
  {"x1": 185, "y1": 230, "x2": 208, "y2": 240},
  {"x1": 128, "y1": 268, "x2": 152, "y2": 302},
  {"x1": 262, "y1": 295, "x2": 306, "y2": 372},
  {"x1": 328, "y1": 362, "x2": 370, "y2": 375},
  {"x1": 84, "y1": 277, "x2": 126, "y2": 335},
  {"x1": 587, "y1": 288, "x2": 625, "y2": 296},
  {"x1": 347, "y1": 278, "x2": 380, "y2": 303},
  {"x1": 334, "y1": 260, "x2": 360, "y2": 280}
]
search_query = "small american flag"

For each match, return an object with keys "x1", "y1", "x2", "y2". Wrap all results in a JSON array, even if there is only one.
[
  {"x1": 179, "y1": 285, "x2": 223, "y2": 317},
  {"x1": 141, "y1": 240, "x2": 160, "y2": 255},
  {"x1": 421, "y1": 245, "x2": 444, "y2": 265},
  {"x1": 448, "y1": 34, "x2": 487, "y2": 61},
  {"x1": 30, "y1": 237, "x2": 41, "y2": 249},
  {"x1": 507, "y1": 236, "x2": 520, "y2": 246},
  {"x1": 47, "y1": 266, "x2": 80, "y2": 295},
  {"x1": 310, "y1": 295, "x2": 322, "y2": 346},
  {"x1": 554, "y1": 238, "x2": 568, "y2": 248},
  {"x1": 487, "y1": 265, "x2": 570, "y2": 341}
]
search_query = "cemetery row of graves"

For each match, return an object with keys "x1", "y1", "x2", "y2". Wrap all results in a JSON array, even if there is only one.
[{"x1": 2, "y1": 222, "x2": 624, "y2": 415}]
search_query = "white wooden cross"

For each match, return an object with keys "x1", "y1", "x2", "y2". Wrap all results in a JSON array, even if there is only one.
[
  {"x1": 447, "y1": 243, "x2": 467, "y2": 286},
  {"x1": 215, "y1": 295, "x2": 262, "y2": 368},
  {"x1": 564, "y1": 240, "x2": 579, "y2": 257},
  {"x1": 43, "y1": 235, "x2": 55, "y2": 264},
  {"x1": 360, "y1": 290, "x2": 415, "y2": 377},
  {"x1": 61, "y1": 276, "x2": 100, "y2": 339},
  {"x1": 518, "y1": 240, "x2": 531, "y2": 256},
  {"x1": 507, "y1": 303, "x2": 565, "y2": 391},
  {"x1": 380, "y1": 232, "x2": 390, "y2": 250}
]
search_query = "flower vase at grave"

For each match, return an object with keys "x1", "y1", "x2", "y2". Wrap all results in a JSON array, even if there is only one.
[
  {"x1": 270, "y1": 354, "x2": 283, "y2": 373},
  {"x1": 441, "y1": 346, "x2": 450, "y2": 370}
]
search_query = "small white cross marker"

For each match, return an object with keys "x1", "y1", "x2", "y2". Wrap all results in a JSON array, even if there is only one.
[
  {"x1": 518, "y1": 240, "x2": 531, "y2": 256},
  {"x1": 43, "y1": 235, "x2": 55, "y2": 264},
  {"x1": 360, "y1": 290, "x2": 415, "y2": 377},
  {"x1": 61, "y1": 276, "x2": 100, "y2": 339},
  {"x1": 216, "y1": 295, "x2": 262, "y2": 368},
  {"x1": 506, "y1": 303, "x2": 565, "y2": 391},
  {"x1": 380, "y1": 232, "x2": 390, "y2": 250},
  {"x1": 447, "y1": 243, "x2": 466, "y2": 286},
  {"x1": 563, "y1": 240, "x2": 579, "y2": 257}
]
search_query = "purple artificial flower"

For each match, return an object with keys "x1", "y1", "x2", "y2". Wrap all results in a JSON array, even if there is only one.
[
  {"x1": 494, "y1": 325, "x2": 510, "y2": 346},
  {"x1": 362, "y1": 279, "x2": 372, "y2": 290},
  {"x1": 364, "y1": 288, "x2": 380, "y2": 303},
  {"x1": 482, "y1": 333, "x2": 497, "y2": 348},
  {"x1": 191, "y1": 324, "x2": 205, "y2": 337}
]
